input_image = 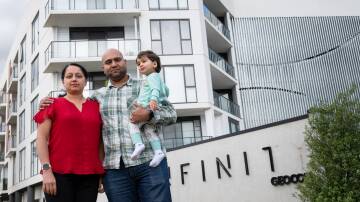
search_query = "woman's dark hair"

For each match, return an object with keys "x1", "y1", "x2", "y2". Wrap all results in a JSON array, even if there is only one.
[
  {"x1": 61, "y1": 63, "x2": 89, "y2": 81},
  {"x1": 137, "y1": 50, "x2": 161, "y2": 73}
]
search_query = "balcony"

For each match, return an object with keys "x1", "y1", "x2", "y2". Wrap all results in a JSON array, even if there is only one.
[
  {"x1": 44, "y1": 39, "x2": 140, "y2": 73},
  {"x1": 44, "y1": 0, "x2": 140, "y2": 27},
  {"x1": 6, "y1": 100, "x2": 17, "y2": 125},
  {"x1": 5, "y1": 135, "x2": 16, "y2": 158},
  {"x1": 0, "y1": 94, "x2": 5, "y2": 116},
  {"x1": 208, "y1": 49, "x2": 237, "y2": 89},
  {"x1": 0, "y1": 123, "x2": 5, "y2": 135},
  {"x1": 213, "y1": 91, "x2": 240, "y2": 118},
  {"x1": 203, "y1": 4, "x2": 232, "y2": 52},
  {"x1": 164, "y1": 136, "x2": 212, "y2": 150},
  {"x1": 7, "y1": 66, "x2": 18, "y2": 93}
]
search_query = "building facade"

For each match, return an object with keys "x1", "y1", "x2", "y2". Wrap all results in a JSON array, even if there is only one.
[{"x1": 0, "y1": 0, "x2": 241, "y2": 201}]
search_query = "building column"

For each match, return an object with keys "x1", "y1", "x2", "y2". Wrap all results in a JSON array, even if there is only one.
[
  {"x1": 27, "y1": 186, "x2": 34, "y2": 202},
  {"x1": 204, "y1": 108, "x2": 215, "y2": 137}
]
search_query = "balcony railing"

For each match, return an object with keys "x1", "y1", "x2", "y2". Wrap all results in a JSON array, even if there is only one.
[
  {"x1": 203, "y1": 5, "x2": 230, "y2": 40},
  {"x1": 0, "y1": 122, "x2": 5, "y2": 133},
  {"x1": 9, "y1": 65, "x2": 19, "y2": 84},
  {"x1": 45, "y1": 39, "x2": 140, "y2": 64},
  {"x1": 213, "y1": 91, "x2": 240, "y2": 118},
  {"x1": 164, "y1": 136, "x2": 212, "y2": 149},
  {"x1": 208, "y1": 49, "x2": 235, "y2": 78},
  {"x1": 45, "y1": 0, "x2": 139, "y2": 16},
  {"x1": 0, "y1": 93, "x2": 6, "y2": 104}
]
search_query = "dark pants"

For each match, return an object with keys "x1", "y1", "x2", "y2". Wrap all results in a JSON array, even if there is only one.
[
  {"x1": 45, "y1": 173, "x2": 100, "y2": 202},
  {"x1": 103, "y1": 158, "x2": 172, "y2": 202}
]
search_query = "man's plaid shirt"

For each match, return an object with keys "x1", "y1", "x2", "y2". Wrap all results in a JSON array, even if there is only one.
[{"x1": 92, "y1": 76, "x2": 177, "y2": 168}]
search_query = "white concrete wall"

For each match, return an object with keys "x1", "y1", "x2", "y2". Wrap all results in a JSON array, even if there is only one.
[{"x1": 167, "y1": 118, "x2": 308, "y2": 202}]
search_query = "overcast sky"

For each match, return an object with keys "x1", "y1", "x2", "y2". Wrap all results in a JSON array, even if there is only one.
[{"x1": 0, "y1": 0, "x2": 26, "y2": 74}]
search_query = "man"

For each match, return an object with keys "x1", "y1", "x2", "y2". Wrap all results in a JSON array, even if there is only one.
[{"x1": 42, "y1": 49, "x2": 176, "y2": 202}]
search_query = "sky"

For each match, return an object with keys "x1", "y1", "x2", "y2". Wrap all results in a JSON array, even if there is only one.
[{"x1": 0, "y1": 0, "x2": 26, "y2": 75}]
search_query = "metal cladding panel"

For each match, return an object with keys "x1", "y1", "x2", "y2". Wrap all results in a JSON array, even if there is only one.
[{"x1": 231, "y1": 17, "x2": 360, "y2": 128}]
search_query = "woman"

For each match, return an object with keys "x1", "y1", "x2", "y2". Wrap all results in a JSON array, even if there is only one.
[{"x1": 34, "y1": 63, "x2": 104, "y2": 202}]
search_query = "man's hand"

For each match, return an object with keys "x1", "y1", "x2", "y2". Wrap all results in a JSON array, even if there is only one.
[
  {"x1": 130, "y1": 103, "x2": 151, "y2": 124},
  {"x1": 42, "y1": 169, "x2": 57, "y2": 196},
  {"x1": 39, "y1": 97, "x2": 54, "y2": 110},
  {"x1": 149, "y1": 100, "x2": 158, "y2": 111}
]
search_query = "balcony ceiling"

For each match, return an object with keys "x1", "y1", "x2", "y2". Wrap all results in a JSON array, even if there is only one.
[
  {"x1": 210, "y1": 63, "x2": 237, "y2": 89},
  {"x1": 205, "y1": 21, "x2": 232, "y2": 52}
]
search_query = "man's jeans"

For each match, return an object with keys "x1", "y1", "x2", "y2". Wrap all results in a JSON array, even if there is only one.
[{"x1": 103, "y1": 158, "x2": 172, "y2": 202}]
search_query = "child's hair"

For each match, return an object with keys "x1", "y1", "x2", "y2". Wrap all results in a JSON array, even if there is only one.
[{"x1": 137, "y1": 50, "x2": 161, "y2": 73}]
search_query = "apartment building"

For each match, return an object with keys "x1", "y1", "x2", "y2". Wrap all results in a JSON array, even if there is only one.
[{"x1": 0, "y1": 0, "x2": 241, "y2": 201}]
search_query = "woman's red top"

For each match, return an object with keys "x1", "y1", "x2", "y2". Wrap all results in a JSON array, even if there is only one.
[{"x1": 33, "y1": 97, "x2": 104, "y2": 175}]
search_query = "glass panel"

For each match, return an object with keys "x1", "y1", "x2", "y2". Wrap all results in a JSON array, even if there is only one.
[
  {"x1": 105, "y1": 0, "x2": 116, "y2": 9},
  {"x1": 186, "y1": 88, "x2": 197, "y2": 102},
  {"x1": 123, "y1": 0, "x2": 135, "y2": 9},
  {"x1": 161, "y1": 21, "x2": 181, "y2": 54},
  {"x1": 159, "y1": 0, "x2": 177, "y2": 9},
  {"x1": 152, "y1": 41, "x2": 162, "y2": 55},
  {"x1": 181, "y1": 40, "x2": 192, "y2": 54},
  {"x1": 184, "y1": 66, "x2": 195, "y2": 86},
  {"x1": 164, "y1": 67, "x2": 186, "y2": 103},
  {"x1": 149, "y1": 0, "x2": 159, "y2": 9},
  {"x1": 150, "y1": 21, "x2": 161, "y2": 40},
  {"x1": 76, "y1": 41, "x2": 89, "y2": 57},
  {"x1": 180, "y1": 20, "x2": 190, "y2": 39},
  {"x1": 125, "y1": 40, "x2": 138, "y2": 56},
  {"x1": 182, "y1": 122, "x2": 194, "y2": 145},
  {"x1": 178, "y1": 0, "x2": 188, "y2": 9}
]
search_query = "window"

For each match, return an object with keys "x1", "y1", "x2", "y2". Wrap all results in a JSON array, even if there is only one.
[
  {"x1": 31, "y1": 96, "x2": 39, "y2": 133},
  {"x1": 19, "y1": 74, "x2": 26, "y2": 106},
  {"x1": 31, "y1": 13, "x2": 39, "y2": 53},
  {"x1": 163, "y1": 117, "x2": 203, "y2": 149},
  {"x1": 19, "y1": 110, "x2": 26, "y2": 142},
  {"x1": 228, "y1": 118, "x2": 240, "y2": 133},
  {"x1": 161, "y1": 65, "x2": 196, "y2": 103},
  {"x1": 19, "y1": 36, "x2": 26, "y2": 71},
  {"x1": 31, "y1": 56, "x2": 39, "y2": 92},
  {"x1": 149, "y1": 0, "x2": 188, "y2": 10},
  {"x1": 19, "y1": 148, "x2": 26, "y2": 181},
  {"x1": 31, "y1": 141, "x2": 40, "y2": 176},
  {"x1": 151, "y1": 20, "x2": 192, "y2": 55}
]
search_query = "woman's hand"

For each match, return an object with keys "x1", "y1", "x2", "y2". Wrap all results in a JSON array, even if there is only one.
[
  {"x1": 42, "y1": 169, "x2": 57, "y2": 196},
  {"x1": 98, "y1": 177, "x2": 105, "y2": 193}
]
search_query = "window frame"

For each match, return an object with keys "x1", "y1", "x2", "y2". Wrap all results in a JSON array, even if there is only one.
[
  {"x1": 148, "y1": 0, "x2": 189, "y2": 10},
  {"x1": 150, "y1": 19, "x2": 193, "y2": 55},
  {"x1": 161, "y1": 65, "x2": 197, "y2": 104}
]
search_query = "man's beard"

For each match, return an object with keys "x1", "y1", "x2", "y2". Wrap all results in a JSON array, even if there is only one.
[{"x1": 108, "y1": 69, "x2": 127, "y2": 82}]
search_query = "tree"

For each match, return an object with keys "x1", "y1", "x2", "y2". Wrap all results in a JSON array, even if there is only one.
[{"x1": 298, "y1": 86, "x2": 360, "y2": 202}]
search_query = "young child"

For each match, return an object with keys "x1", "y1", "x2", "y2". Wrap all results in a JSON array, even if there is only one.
[{"x1": 129, "y1": 50, "x2": 169, "y2": 167}]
